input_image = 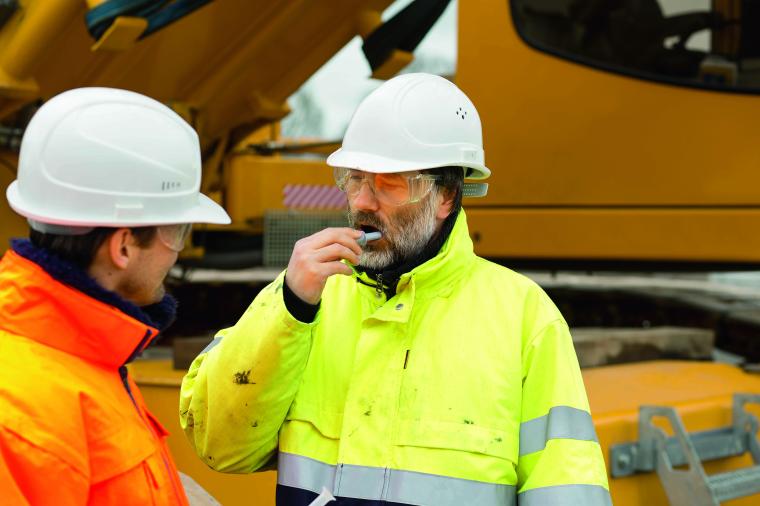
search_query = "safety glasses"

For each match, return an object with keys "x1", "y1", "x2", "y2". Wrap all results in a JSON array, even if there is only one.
[
  {"x1": 157, "y1": 223, "x2": 192, "y2": 252},
  {"x1": 333, "y1": 167, "x2": 440, "y2": 206}
]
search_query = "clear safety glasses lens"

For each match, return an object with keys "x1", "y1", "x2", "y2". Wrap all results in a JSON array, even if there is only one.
[
  {"x1": 157, "y1": 223, "x2": 192, "y2": 252},
  {"x1": 333, "y1": 167, "x2": 439, "y2": 206}
]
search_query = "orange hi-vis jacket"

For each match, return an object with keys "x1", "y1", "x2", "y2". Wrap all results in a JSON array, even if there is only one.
[{"x1": 0, "y1": 246, "x2": 188, "y2": 505}]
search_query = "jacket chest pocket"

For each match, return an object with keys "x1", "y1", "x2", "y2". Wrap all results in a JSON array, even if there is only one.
[
  {"x1": 87, "y1": 421, "x2": 163, "y2": 505},
  {"x1": 395, "y1": 337, "x2": 522, "y2": 459},
  {"x1": 394, "y1": 358, "x2": 519, "y2": 485},
  {"x1": 394, "y1": 418, "x2": 518, "y2": 485}
]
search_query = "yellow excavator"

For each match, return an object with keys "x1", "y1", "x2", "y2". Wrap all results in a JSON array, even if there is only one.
[{"x1": 1, "y1": 1, "x2": 759, "y2": 504}]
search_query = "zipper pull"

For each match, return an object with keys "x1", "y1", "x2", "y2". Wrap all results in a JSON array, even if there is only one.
[{"x1": 376, "y1": 274, "x2": 383, "y2": 298}]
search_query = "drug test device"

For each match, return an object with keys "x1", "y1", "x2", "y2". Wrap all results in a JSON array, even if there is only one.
[{"x1": 357, "y1": 231, "x2": 382, "y2": 247}]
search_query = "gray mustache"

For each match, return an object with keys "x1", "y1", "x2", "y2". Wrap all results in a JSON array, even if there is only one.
[{"x1": 349, "y1": 211, "x2": 386, "y2": 234}]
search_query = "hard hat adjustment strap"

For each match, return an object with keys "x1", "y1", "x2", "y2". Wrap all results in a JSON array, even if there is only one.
[
  {"x1": 28, "y1": 219, "x2": 95, "y2": 236},
  {"x1": 463, "y1": 183, "x2": 488, "y2": 198}
]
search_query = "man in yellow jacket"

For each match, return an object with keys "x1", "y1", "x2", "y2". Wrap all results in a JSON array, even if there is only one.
[
  {"x1": 181, "y1": 73, "x2": 611, "y2": 505},
  {"x1": 0, "y1": 87, "x2": 230, "y2": 505}
]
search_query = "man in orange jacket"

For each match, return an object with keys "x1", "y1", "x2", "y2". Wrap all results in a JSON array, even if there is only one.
[{"x1": 0, "y1": 88, "x2": 231, "y2": 505}]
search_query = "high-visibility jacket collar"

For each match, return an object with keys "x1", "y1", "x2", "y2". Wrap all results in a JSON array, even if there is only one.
[
  {"x1": 354, "y1": 209, "x2": 475, "y2": 299},
  {"x1": 0, "y1": 249, "x2": 159, "y2": 368}
]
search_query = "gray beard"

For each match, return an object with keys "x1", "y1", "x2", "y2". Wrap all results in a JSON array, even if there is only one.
[{"x1": 348, "y1": 191, "x2": 439, "y2": 271}]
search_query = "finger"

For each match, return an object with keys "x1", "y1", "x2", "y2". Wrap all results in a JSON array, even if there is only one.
[
  {"x1": 313, "y1": 243, "x2": 361, "y2": 265},
  {"x1": 303, "y1": 228, "x2": 363, "y2": 255},
  {"x1": 319, "y1": 228, "x2": 364, "y2": 256}
]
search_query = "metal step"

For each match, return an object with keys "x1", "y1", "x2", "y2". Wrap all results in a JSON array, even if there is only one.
[
  {"x1": 708, "y1": 465, "x2": 760, "y2": 503},
  {"x1": 610, "y1": 394, "x2": 760, "y2": 505}
]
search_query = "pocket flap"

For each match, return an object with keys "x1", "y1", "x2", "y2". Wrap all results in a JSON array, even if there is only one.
[
  {"x1": 286, "y1": 401, "x2": 343, "y2": 440},
  {"x1": 145, "y1": 409, "x2": 170, "y2": 438},
  {"x1": 396, "y1": 419, "x2": 516, "y2": 462},
  {"x1": 89, "y1": 423, "x2": 155, "y2": 484}
]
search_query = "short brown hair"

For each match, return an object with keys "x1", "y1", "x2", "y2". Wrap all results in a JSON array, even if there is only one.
[
  {"x1": 29, "y1": 227, "x2": 157, "y2": 269},
  {"x1": 427, "y1": 166, "x2": 464, "y2": 216}
]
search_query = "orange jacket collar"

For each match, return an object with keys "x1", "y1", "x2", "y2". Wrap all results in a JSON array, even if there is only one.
[{"x1": 0, "y1": 250, "x2": 158, "y2": 368}]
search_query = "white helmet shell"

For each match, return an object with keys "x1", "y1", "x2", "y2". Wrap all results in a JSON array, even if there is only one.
[
  {"x1": 6, "y1": 87, "x2": 230, "y2": 228},
  {"x1": 327, "y1": 73, "x2": 490, "y2": 179}
]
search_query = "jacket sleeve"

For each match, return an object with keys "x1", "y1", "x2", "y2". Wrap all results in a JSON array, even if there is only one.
[
  {"x1": 0, "y1": 425, "x2": 88, "y2": 505},
  {"x1": 516, "y1": 314, "x2": 612, "y2": 505},
  {"x1": 179, "y1": 271, "x2": 316, "y2": 473}
]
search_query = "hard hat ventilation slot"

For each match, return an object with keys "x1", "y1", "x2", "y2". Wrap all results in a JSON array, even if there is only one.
[
  {"x1": 161, "y1": 181, "x2": 181, "y2": 191},
  {"x1": 456, "y1": 107, "x2": 468, "y2": 120}
]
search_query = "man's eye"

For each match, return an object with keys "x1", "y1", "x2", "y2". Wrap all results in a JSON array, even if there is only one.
[{"x1": 379, "y1": 177, "x2": 405, "y2": 189}]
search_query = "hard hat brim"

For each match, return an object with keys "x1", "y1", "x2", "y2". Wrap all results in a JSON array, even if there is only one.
[
  {"x1": 183, "y1": 193, "x2": 232, "y2": 225},
  {"x1": 326, "y1": 148, "x2": 491, "y2": 180},
  {"x1": 7, "y1": 181, "x2": 231, "y2": 227}
]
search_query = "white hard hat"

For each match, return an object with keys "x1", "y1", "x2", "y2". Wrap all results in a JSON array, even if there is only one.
[
  {"x1": 327, "y1": 73, "x2": 490, "y2": 180},
  {"x1": 6, "y1": 87, "x2": 231, "y2": 230}
]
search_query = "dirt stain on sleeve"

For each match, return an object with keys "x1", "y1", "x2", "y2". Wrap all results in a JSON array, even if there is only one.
[{"x1": 233, "y1": 370, "x2": 255, "y2": 385}]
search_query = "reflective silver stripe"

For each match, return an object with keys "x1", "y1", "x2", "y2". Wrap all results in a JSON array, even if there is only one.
[
  {"x1": 278, "y1": 452, "x2": 516, "y2": 505},
  {"x1": 200, "y1": 336, "x2": 222, "y2": 354},
  {"x1": 519, "y1": 406, "x2": 598, "y2": 456},
  {"x1": 278, "y1": 453, "x2": 336, "y2": 497},
  {"x1": 518, "y1": 484, "x2": 612, "y2": 506}
]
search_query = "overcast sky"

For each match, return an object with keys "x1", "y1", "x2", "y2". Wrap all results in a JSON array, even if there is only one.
[{"x1": 281, "y1": 0, "x2": 457, "y2": 139}]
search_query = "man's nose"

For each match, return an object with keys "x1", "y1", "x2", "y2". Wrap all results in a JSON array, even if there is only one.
[{"x1": 351, "y1": 180, "x2": 380, "y2": 212}]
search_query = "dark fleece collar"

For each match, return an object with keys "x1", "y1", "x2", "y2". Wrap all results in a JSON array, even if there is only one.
[{"x1": 10, "y1": 239, "x2": 177, "y2": 332}]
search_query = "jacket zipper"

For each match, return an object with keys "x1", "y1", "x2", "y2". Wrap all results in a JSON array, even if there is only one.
[
  {"x1": 119, "y1": 329, "x2": 185, "y2": 503},
  {"x1": 119, "y1": 365, "x2": 139, "y2": 409},
  {"x1": 119, "y1": 328, "x2": 153, "y2": 408},
  {"x1": 356, "y1": 274, "x2": 385, "y2": 299}
]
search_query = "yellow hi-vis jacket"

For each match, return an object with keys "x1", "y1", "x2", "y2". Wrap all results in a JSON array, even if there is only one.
[{"x1": 180, "y1": 211, "x2": 611, "y2": 505}]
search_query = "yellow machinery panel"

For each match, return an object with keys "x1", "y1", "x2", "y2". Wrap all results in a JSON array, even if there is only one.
[
  {"x1": 457, "y1": 0, "x2": 760, "y2": 263},
  {"x1": 587, "y1": 361, "x2": 760, "y2": 505},
  {"x1": 225, "y1": 155, "x2": 339, "y2": 229},
  {"x1": 466, "y1": 208, "x2": 760, "y2": 263},
  {"x1": 0, "y1": 153, "x2": 25, "y2": 248},
  {"x1": 459, "y1": 1, "x2": 760, "y2": 207}
]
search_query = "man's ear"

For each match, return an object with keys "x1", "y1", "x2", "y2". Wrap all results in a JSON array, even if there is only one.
[
  {"x1": 107, "y1": 228, "x2": 134, "y2": 270},
  {"x1": 435, "y1": 188, "x2": 455, "y2": 221}
]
